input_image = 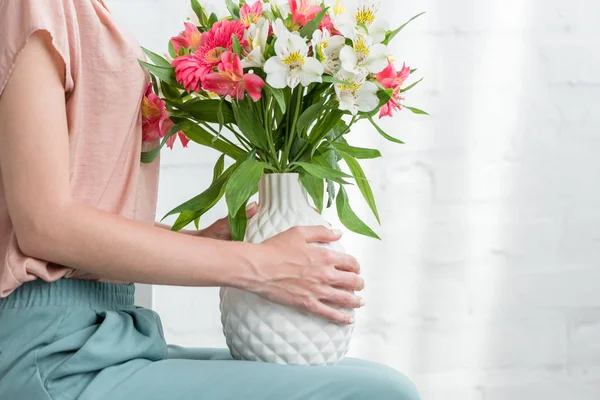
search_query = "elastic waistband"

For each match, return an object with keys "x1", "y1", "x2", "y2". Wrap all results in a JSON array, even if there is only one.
[{"x1": 0, "y1": 279, "x2": 135, "y2": 310}]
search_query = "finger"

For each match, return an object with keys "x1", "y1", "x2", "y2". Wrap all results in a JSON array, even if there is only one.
[
  {"x1": 322, "y1": 288, "x2": 364, "y2": 309},
  {"x1": 304, "y1": 298, "x2": 355, "y2": 325},
  {"x1": 245, "y1": 201, "x2": 258, "y2": 218},
  {"x1": 329, "y1": 252, "x2": 360, "y2": 274},
  {"x1": 297, "y1": 225, "x2": 343, "y2": 243},
  {"x1": 329, "y1": 270, "x2": 364, "y2": 291}
]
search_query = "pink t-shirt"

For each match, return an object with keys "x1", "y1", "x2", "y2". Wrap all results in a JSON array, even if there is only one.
[{"x1": 0, "y1": 0, "x2": 161, "y2": 297}]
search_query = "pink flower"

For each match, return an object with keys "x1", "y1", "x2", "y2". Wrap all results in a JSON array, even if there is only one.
[
  {"x1": 203, "y1": 52, "x2": 265, "y2": 101},
  {"x1": 375, "y1": 62, "x2": 411, "y2": 118},
  {"x1": 289, "y1": 0, "x2": 323, "y2": 28},
  {"x1": 170, "y1": 22, "x2": 203, "y2": 54},
  {"x1": 240, "y1": 1, "x2": 263, "y2": 27},
  {"x1": 173, "y1": 54, "x2": 213, "y2": 93},
  {"x1": 320, "y1": 14, "x2": 337, "y2": 33},
  {"x1": 172, "y1": 20, "x2": 247, "y2": 92},
  {"x1": 141, "y1": 83, "x2": 189, "y2": 148}
]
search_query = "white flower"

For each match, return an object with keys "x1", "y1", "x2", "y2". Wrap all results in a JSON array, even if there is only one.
[
  {"x1": 264, "y1": 0, "x2": 290, "y2": 19},
  {"x1": 334, "y1": 0, "x2": 389, "y2": 43},
  {"x1": 264, "y1": 25, "x2": 324, "y2": 89},
  {"x1": 311, "y1": 28, "x2": 346, "y2": 75},
  {"x1": 339, "y1": 32, "x2": 388, "y2": 74},
  {"x1": 334, "y1": 70, "x2": 379, "y2": 115},
  {"x1": 242, "y1": 19, "x2": 271, "y2": 68}
]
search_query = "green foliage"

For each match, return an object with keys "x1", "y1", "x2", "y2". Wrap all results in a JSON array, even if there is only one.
[
  {"x1": 383, "y1": 12, "x2": 426, "y2": 45},
  {"x1": 336, "y1": 186, "x2": 380, "y2": 240},
  {"x1": 299, "y1": 8, "x2": 329, "y2": 38}
]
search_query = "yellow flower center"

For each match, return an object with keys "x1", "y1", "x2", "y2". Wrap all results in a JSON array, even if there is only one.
[
  {"x1": 316, "y1": 41, "x2": 329, "y2": 61},
  {"x1": 241, "y1": 14, "x2": 260, "y2": 27},
  {"x1": 333, "y1": 0, "x2": 346, "y2": 16},
  {"x1": 141, "y1": 97, "x2": 160, "y2": 119},
  {"x1": 282, "y1": 51, "x2": 305, "y2": 68},
  {"x1": 339, "y1": 81, "x2": 362, "y2": 93},
  {"x1": 205, "y1": 48, "x2": 225, "y2": 63},
  {"x1": 355, "y1": 9, "x2": 376, "y2": 26},
  {"x1": 354, "y1": 38, "x2": 370, "y2": 60}
]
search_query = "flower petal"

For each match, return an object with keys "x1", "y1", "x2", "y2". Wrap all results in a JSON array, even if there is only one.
[
  {"x1": 365, "y1": 44, "x2": 389, "y2": 74},
  {"x1": 339, "y1": 46, "x2": 359, "y2": 73},
  {"x1": 243, "y1": 73, "x2": 265, "y2": 101},
  {"x1": 299, "y1": 57, "x2": 324, "y2": 86},
  {"x1": 264, "y1": 57, "x2": 289, "y2": 88},
  {"x1": 356, "y1": 81, "x2": 379, "y2": 112}
]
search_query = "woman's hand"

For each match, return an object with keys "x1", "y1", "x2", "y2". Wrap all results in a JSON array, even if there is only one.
[{"x1": 244, "y1": 225, "x2": 364, "y2": 325}]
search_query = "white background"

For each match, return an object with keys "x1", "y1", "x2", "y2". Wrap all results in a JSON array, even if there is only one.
[{"x1": 109, "y1": 0, "x2": 600, "y2": 399}]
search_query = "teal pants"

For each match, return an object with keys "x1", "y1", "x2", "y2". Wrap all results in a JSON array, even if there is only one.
[{"x1": 0, "y1": 279, "x2": 420, "y2": 400}]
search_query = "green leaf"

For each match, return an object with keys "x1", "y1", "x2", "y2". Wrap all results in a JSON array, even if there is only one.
[
  {"x1": 265, "y1": 85, "x2": 286, "y2": 114},
  {"x1": 339, "y1": 151, "x2": 380, "y2": 224},
  {"x1": 383, "y1": 12, "x2": 426, "y2": 45},
  {"x1": 400, "y1": 77, "x2": 423, "y2": 93},
  {"x1": 322, "y1": 75, "x2": 352, "y2": 86},
  {"x1": 367, "y1": 115, "x2": 404, "y2": 144},
  {"x1": 138, "y1": 60, "x2": 178, "y2": 86},
  {"x1": 178, "y1": 99, "x2": 236, "y2": 124},
  {"x1": 226, "y1": 155, "x2": 269, "y2": 218},
  {"x1": 172, "y1": 211, "x2": 198, "y2": 231},
  {"x1": 191, "y1": 0, "x2": 207, "y2": 26},
  {"x1": 162, "y1": 161, "x2": 240, "y2": 219},
  {"x1": 179, "y1": 121, "x2": 247, "y2": 160},
  {"x1": 299, "y1": 172, "x2": 324, "y2": 213},
  {"x1": 404, "y1": 105, "x2": 430, "y2": 115},
  {"x1": 232, "y1": 35, "x2": 243, "y2": 57},
  {"x1": 297, "y1": 100, "x2": 325, "y2": 133},
  {"x1": 299, "y1": 7, "x2": 329, "y2": 38},
  {"x1": 231, "y1": 101, "x2": 270, "y2": 150},
  {"x1": 141, "y1": 47, "x2": 172, "y2": 68},
  {"x1": 194, "y1": 216, "x2": 200, "y2": 230},
  {"x1": 168, "y1": 40, "x2": 177, "y2": 59},
  {"x1": 140, "y1": 124, "x2": 182, "y2": 163},
  {"x1": 212, "y1": 154, "x2": 226, "y2": 183},
  {"x1": 289, "y1": 137, "x2": 309, "y2": 162},
  {"x1": 333, "y1": 143, "x2": 381, "y2": 159},
  {"x1": 160, "y1": 81, "x2": 181, "y2": 100},
  {"x1": 336, "y1": 186, "x2": 380, "y2": 240},
  {"x1": 225, "y1": 0, "x2": 241, "y2": 19},
  {"x1": 326, "y1": 180, "x2": 336, "y2": 208},
  {"x1": 208, "y1": 12, "x2": 219, "y2": 28},
  {"x1": 217, "y1": 99, "x2": 225, "y2": 133},
  {"x1": 292, "y1": 162, "x2": 353, "y2": 184},
  {"x1": 228, "y1": 198, "x2": 249, "y2": 242}
]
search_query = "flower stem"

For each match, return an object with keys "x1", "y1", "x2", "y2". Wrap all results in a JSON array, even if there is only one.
[{"x1": 284, "y1": 86, "x2": 304, "y2": 166}]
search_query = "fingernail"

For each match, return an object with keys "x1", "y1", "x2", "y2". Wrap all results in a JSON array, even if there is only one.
[
  {"x1": 359, "y1": 297, "x2": 365, "y2": 307},
  {"x1": 348, "y1": 317, "x2": 356, "y2": 324},
  {"x1": 246, "y1": 202, "x2": 258, "y2": 211},
  {"x1": 331, "y1": 229, "x2": 343, "y2": 236}
]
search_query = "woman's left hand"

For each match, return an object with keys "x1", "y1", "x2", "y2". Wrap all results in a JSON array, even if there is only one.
[{"x1": 195, "y1": 202, "x2": 259, "y2": 241}]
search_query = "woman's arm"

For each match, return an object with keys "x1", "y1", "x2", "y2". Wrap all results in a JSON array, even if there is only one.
[{"x1": 0, "y1": 32, "x2": 363, "y2": 324}]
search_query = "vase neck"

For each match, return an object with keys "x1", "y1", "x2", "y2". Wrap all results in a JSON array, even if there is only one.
[{"x1": 258, "y1": 173, "x2": 310, "y2": 211}]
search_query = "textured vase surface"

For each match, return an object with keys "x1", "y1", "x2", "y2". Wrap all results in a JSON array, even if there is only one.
[{"x1": 219, "y1": 173, "x2": 355, "y2": 365}]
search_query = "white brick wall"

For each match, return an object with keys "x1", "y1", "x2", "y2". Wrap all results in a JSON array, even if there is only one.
[{"x1": 109, "y1": 0, "x2": 600, "y2": 398}]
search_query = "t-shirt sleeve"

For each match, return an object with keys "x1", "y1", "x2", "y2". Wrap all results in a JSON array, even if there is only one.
[{"x1": 0, "y1": 0, "x2": 75, "y2": 96}]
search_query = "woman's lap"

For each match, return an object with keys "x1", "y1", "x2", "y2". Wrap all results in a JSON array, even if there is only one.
[
  {"x1": 81, "y1": 347, "x2": 420, "y2": 400},
  {"x1": 0, "y1": 280, "x2": 420, "y2": 400}
]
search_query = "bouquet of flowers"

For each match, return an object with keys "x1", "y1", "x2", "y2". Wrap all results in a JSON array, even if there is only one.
[{"x1": 140, "y1": 0, "x2": 426, "y2": 241}]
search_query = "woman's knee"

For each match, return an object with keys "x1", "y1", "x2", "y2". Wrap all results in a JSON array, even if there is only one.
[{"x1": 341, "y1": 362, "x2": 420, "y2": 400}]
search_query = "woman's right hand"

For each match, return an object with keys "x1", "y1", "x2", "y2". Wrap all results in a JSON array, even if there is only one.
[{"x1": 245, "y1": 226, "x2": 365, "y2": 325}]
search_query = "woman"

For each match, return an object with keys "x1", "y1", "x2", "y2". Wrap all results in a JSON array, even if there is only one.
[{"x1": 0, "y1": 0, "x2": 420, "y2": 399}]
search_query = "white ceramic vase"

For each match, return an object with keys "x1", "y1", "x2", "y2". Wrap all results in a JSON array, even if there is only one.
[{"x1": 219, "y1": 173, "x2": 355, "y2": 365}]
